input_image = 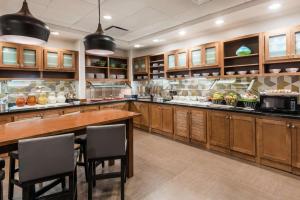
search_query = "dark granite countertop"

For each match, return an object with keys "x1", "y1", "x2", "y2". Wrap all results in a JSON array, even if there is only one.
[
  {"x1": 135, "y1": 99, "x2": 300, "y2": 120},
  {"x1": 2, "y1": 98, "x2": 300, "y2": 120}
]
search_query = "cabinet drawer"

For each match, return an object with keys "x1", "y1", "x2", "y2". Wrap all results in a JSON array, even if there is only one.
[
  {"x1": 63, "y1": 107, "x2": 81, "y2": 114},
  {"x1": 81, "y1": 105, "x2": 99, "y2": 113},
  {"x1": 14, "y1": 112, "x2": 42, "y2": 122}
]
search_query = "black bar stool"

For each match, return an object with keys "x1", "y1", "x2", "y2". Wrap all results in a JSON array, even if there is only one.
[
  {"x1": 0, "y1": 159, "x2": 5, "y2": 200},
  {"x1": 8, "y1": 133, "x2": 77, "y2": 200},
  {"x1": 86, "y1": 124, "x2": 127, "y2": 200}
]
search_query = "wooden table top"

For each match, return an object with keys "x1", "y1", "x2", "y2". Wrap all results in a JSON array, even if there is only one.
[{"x1": 0, "y1": 109, "x2": 140, "y2": 147}]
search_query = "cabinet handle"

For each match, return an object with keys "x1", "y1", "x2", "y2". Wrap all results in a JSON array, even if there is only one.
[
  {"x1": 287, "y1": 124, "x2": 291, "y2": 128},
  {"x1": 292, "y1": 124, "x2": 296, "y2": 129}
]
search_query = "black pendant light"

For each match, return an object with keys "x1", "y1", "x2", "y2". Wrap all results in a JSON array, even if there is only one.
[
  {"x1": 84, "y1": 0, "x2": 116, "y2": 55},
  {"x1": 0, "y1": 0, "x2": 50, "y2": 45}
]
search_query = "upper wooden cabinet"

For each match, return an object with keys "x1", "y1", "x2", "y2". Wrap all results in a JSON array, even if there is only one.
[
  {"x1": 290, "y1": 26, "x2": 300, "y2": 59},
  {"x1": 264, "y1": 29, "x2": 291, "y2": 62},
  {"x1": 165, "y1": 49, "x2": 189, "y2": 70},
  {"x1": 133, "y1": 56, "x2": 149, "y2": 74},
  {"x1": 189, "y1": 42, "x2": 220, "y2": 68},
  {"x1": 44, "y1": 48, "x2": 77, "y2": 71},
  {"x1": 0, "y1": 42, "x2": 42, "y2": 69}
]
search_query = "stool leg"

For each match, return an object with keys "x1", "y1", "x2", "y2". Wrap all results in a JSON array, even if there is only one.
[
  {"x1": 93, "y1": 161, "x2": 96, "y2": 187},
  {"x1": 8, "y1": 157, "x2": 15, "y2": 200},
  {"x1": 83, "y1": 143, "x2": 88, "y2": 182},
  {"x1": 69, "y1": 174, "x2": 74, "y2": 200},
  {"x1": 121, "y1": 158, "x2": 125, "y2": 200},
  {"x1": 61, "y1": 177, "x2": 66, "y2": 191},
  {"x1": 88, "y1": 161, "x2": 93, "y2": 200}
]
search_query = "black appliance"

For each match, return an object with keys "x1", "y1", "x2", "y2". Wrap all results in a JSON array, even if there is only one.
[{"x1": 259, "y1": 94, "x2": 298, "y2": 113}]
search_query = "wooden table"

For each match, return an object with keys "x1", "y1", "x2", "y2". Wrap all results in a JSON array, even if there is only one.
[{"x1": 0, "y1": 109, "x2": 140, "y2": 178}]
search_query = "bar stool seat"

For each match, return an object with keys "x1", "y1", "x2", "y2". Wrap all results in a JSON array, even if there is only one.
[
  {"x1": 86, "y1": 124, "x2": 127, "y2": 200},
  {"x1": 8, "y1": 133, "x2": 77, "y2": 200}
]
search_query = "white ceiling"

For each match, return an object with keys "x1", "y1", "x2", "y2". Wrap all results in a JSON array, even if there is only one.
[{"x1": 0, "y1": 0, "x2": 300, "y2": 49}]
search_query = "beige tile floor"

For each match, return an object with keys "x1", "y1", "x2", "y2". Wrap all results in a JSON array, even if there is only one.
[{"x1": 2, "y1": 129, "x2": 300, "y2": 200}]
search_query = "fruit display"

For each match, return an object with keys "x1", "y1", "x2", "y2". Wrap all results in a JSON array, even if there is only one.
[
  {"x1": 241, "y1": 92, "x2": 258, "y2": 109},
  {"x1": 211, "y1": 92, "x2": 224, "y2": 104},
  {"x1": 224, "y1": 92, "x2": 239, "y2": 107}
]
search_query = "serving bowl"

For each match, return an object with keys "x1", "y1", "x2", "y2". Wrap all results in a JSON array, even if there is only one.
[
  {"x1": 250, "y1": 70, "x2": 259, "y2": 74},
  {"x1": 269, "y1": 69, "x2": 281, "y2": 73},
  {"x1": 212, "y1": 72, "x2": 219, "y2": 76},
  {"x1": 226, "y1": 71, "x2": 235, "y2": 75},
  {"x1": 202, "y1": 73, "x2": 210, "y2": 77},
  {"x1": 286, "y1": 68, "x2": 299, "y2": 73},
  {"x1": 238, "y1": 71, "x2": 247, "y2": 75}
]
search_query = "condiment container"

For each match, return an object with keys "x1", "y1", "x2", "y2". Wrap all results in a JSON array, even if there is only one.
[
  {"x1": 27, "y1": 93, "x2": 37, "y2": 106},
  {"x1": 38, "y1": 92, "x2": 48, "y2": 105},
  {"x1": 56, "y1": 92, "x2": 66, "y2": 103},
  {"x1": 16, "y1": 93, "x2": 26, "y2": 107},
  {"x1": 48, "y1": 92, "x2": 57, "y2": 104}
]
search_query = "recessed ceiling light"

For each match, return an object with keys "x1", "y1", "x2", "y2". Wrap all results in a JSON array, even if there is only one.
[
  {"x1": 215, "y1": 19, "x2": 224, "y2": 25},
  {"x1": 268, "y1": 3, "x2": 281, "y2": 10},
  {"x1": 50, "y1": 31, "x2": 60, "y2": 36},
  {"x1": 153, "y1": 39, "x2": 165, "y2": 43},
  {"x1": 179, "y1": 30, "x2": 186, "y2": 36},
  {"x1": 103, "y1": 15, "x2": 112, "y2": 20},
  {"x1": 134, "y1": 44, "x2": 142, "y2": 48}
]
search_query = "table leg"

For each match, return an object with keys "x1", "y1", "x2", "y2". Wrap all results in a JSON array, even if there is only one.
[{"x1": 126, "y1": 119, "x2": 133, "y2": 178}]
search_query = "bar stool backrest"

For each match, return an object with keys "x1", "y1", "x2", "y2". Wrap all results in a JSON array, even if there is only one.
[
  {"x1": 18, "y1": 133, "x2": 75, "y2": 183},
  {"x1": 87, "y1": 124, "x2": 126, "y2": 160}
]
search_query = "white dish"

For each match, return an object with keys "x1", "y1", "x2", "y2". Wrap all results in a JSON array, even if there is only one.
[
  {"x1": 202, "y1": 73, "x2": 210, "y2": 77},
  {"x1": 110, "y1": 74, "x2": 117, "y2": 79},
  {"x1": 250, "y1": 70, "x2": 259, "y2": 74},
  {"x1": 212, "y1": 72, "x2": 219, "y2": 76},
  {"x1": 86, "y1": 73, "x2": 95, "y2": 79},
  {"x1": 184, "y1": 75, "x2": 189, "y2": 78},
  {"x1": 176, "y1": 75, "x2": 183, "y2": 78},
  {"x1": 226, "y1": 71, "x2": 235, "y2": 75},
  {"x1": 286, "y1": 68, "x2": 299, "y2": 73},
  {"x1": 269, "y1": 69, "x2": 281, "y2": 73},
  {"x1": 193, "y1": 73, "x2": 200, "y2": 77},
  {"x1": 169, "y1": 75, "x2": 175, "y2": 78},
  {"x1": 117, "y1": 74, "x2": 125, "y2": 79},
  {"x1": 95, "y1": 73, "x2": 105, "y2": 79},
  {"x1": 238, "y1": 71, "x2": 247, "y2": 75}
]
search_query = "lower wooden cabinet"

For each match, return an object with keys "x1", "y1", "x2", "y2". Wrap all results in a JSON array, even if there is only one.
[
  {"x1": 100, "y1": 102, "x2": 128, "y2": 110},
  {"x1": 0, "y1": 115, "x2": 12, "y2": 124},
  {"x1": 292, "y1": 121, "x2": 300, "y2": 174},
  {"x1": 174, "y1": 107, "x2": 190, "y2": 142},
  {"x1": 230, "y1": 114, "x2": 256, "y2": 156},
  {"x1": 150, "y1": 104, "x2": 173, "y2": 137},
  {"x1": 208, "y1": 111, "x2": 230, "y2": 149},
  {"x1": 190, "y1": 109, "x2": 207, "y2": 144},
  {"x1": 174, "y1": 106, "x2": 207, "y2": 144},
  {"x1": 131, "y1": 102, "x2": 149, "y2": 128},
  {"x1": 257, "y1": 118, "x2": 291, "y2": 171},
  {"x1": 208, "y1": 111, "x2": 256, "y2": 157}
]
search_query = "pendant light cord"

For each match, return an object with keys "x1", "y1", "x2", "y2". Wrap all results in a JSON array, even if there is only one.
[{"x1": 96, "y1": 0, "x2": 104, "y2": 34}]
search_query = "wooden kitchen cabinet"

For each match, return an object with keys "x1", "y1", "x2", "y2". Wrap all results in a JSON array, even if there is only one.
[
  {"x1": 131, "y1": 102, "x2": 149, "y2": 129},
  {"x1": 100, "y1": 102, "x2": 128, "y2": 110},
  {"x1": 150, "y1": 104, "x2": 173, "y2": 137},
  {"x1": 230, "y1": 114, "x2": 256, "y2": 156},
  {"x1": 133, "y1": 56, "x2": 149, "y2": 74},
  {"x1": 257, "y1": 118, "x2": 291, "y2": 171},
  {"x1": 0, "y1": 115, "x2": 12, "y2": 124},
  {"x1": 0, "y1": 42, "x2": 42, "y2": 69},
  {"x1": 174, "y1": 107, "x2": 190, "y2": 142},
  {"x1": 290, "y1": 25, "x2": 300, "y2": 59},
  {"x1": 13, "y1": 112, "x2": 43, "y2": 121},
  {"x1": 203, "y1": 42, "x2": 220, "y2": 66},
  {"x1": 208, "y1": 111, "x2": 230, "y2": 150},
  {"x1": 80, "y1": 105, "x2": 99, "y2": 113},
  {"x1": 190, "y1": 109, "x2": 207, "y2": 144},
  {"x1": 165, "y1": 49, "x2": 189, "y2": 70},
  {"x1": 44, "y1": 48, "x2": 77, "y2": 71},
  {"x1": 264, "y1": 29, "x2": 291, "y2": 62}
]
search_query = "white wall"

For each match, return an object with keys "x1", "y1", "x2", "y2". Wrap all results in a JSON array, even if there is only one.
[{"x1": 131, "y1": 12, "x2": 300, "y2": 57}]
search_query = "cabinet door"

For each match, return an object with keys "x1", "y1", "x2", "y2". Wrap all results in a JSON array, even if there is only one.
[
  {"x1": 291, "y1": 26, "x2": 300, "y2": 58},
  {"x1": 189, "y1": 47, "x2": 203, "y2": 68},
  {"x1": 190, "y1": 109, "x2": 207, "y2": 143},
  {"x1": 257, "y1": 119, "x2": 291, "y2": 165},
  {"x1": 61, "y1": 50, "x2": 76, "y2": 71},
  {"x1": 0, "y1": 42, "x2": 20, "y2": 68},
  {"x1": 162, "y1": 106, "x2": 173, "y2": 134},
  {"x1": 133, "y1": 56, "x2": 148, "y2": 73},
  {"x1": 264, "y1": 30, "x2": 290, "y2": 61},
  {"x1": 174, "y1": 107, "x2": 190, "y2": 141},
  {"x1": 292, "y1": 122, "x2": 300, "y2": 168},
  {"x1": 204, "y1": 43, "x2": 219, "y2": 66},
  {"x1": 131, "y1": 102, "x2": 141, "y2": 125},
  {"x1": 20, "y1": 45, "x2": 42, "y2": 69},
  {"x1": 165, "y1": 51, "x2": 176, "y2": 70},
  {"x1": 150, "y1": 104, "x2": 162, "y2": 130},
  {"x1": 140, "y1": 103, "x2": 149, "y2": 127},
  {"x1": 230, "y1": 114, "x2": 256, "y2": 156},
  {"x1": 208, "y1": 111, "x2": 230, "y2": 148},
  {"x1": 44, "y1": 49, "x2": 60, "y2": 70},
  {"x1": 177, "y1": 50, "x2": 188, "y2": 68}
]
